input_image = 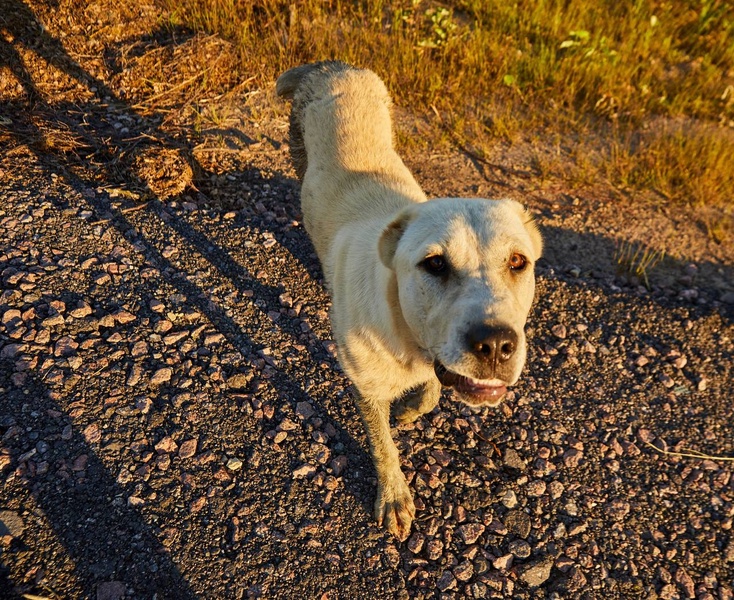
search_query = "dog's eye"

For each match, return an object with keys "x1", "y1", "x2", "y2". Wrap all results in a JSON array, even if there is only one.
[
  {"x1": 509, "y1": 253, "x2": 528, "y2": 272},
  {"x1": 421, "y1": 255, "x2": 448, "y2": 276}
]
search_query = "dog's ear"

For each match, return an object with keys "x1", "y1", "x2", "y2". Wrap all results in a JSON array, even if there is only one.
[
  {"x1": 379, "y1": 207, "x2": 416, "y2": 269},
  {"x1": 512, "y1": 202, "x2": 543, "y2": 260}
]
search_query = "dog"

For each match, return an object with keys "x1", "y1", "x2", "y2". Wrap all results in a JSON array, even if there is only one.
[{"x1": 276, "y1": 62, "x2": 542, "y2": 540}]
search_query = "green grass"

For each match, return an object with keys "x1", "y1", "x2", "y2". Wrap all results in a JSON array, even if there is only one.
[{"x1": 160, "y1": 0, "x2": 734, "y2": 227}]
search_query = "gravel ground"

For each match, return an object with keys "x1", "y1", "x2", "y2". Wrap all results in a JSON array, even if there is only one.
[{"x1": 1, "y1": 2, "x2": 733, "y2": 599}]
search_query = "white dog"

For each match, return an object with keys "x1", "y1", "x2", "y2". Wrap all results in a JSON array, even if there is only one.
[{"x1": 277, "y1": 62, "x2": 542, "y2": 540}]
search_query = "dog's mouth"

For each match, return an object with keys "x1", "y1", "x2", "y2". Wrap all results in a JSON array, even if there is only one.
[{"x1": 434, "y1": 362, "x2": 508, "y2": 407}]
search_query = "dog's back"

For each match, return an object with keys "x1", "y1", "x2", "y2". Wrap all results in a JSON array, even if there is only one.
[
  {"x1": 276, "y1": 61, "x2": 404, "y2": 180},
  {"x1": 276, "y1": 62, "x2": 426, "y2": 264}
]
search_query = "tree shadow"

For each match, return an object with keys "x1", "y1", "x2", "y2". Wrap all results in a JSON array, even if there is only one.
[
  {"x1": 0, "y1": 365, "x2": 197, "y2": 599},
  {"x1": 1, "y1": 1, "x2": 376, "y2": 596}
]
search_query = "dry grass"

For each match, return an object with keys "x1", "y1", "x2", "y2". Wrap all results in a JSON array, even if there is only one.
[{"x1": 159, "y1": 0, "x2": 734, "y2": 225}]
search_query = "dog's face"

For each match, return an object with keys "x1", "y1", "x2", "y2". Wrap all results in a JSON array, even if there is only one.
[{"x1": 379, "y1": 198, "x2": 542, "y2": 407}]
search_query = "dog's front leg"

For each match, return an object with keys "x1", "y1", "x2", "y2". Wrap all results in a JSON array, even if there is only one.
[{"x1": 357, "y1": 393, "x2": 415, "y2": 541}]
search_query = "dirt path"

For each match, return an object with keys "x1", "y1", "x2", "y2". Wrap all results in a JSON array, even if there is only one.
[{"x1": 1, "y1": 2, "x2": 732, "y2": 599}]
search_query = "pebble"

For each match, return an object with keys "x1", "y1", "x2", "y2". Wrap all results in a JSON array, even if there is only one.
[
  {"x1": 114, "y1": 310, "x2": 136, "y2": 324},
  {"x1": 508, "y1": 539, "x2": 532, "y2": 558},
  {"x1": 0, "y1": 510, "x2": 25, "y2": 538},
  {"x1": 504, "y1": 510, "x2": 531, "y2": 538},
  {"x1": 503, "y1": 448, "x2": 526, "y2": 470},
  {"x1": 658, "y1": 372, "x2": 675, "y2": 388},
  {"x1": 329, "y1": 455, "x2": 347, "y2": 476},
  {"x1": 501, "y1": 490, "x2": 518, "y2": 508},
  {"x1": 295, "y1": 401, "x2": 315, "y2": 420},
  {"x1": 227, "y1": 457, "x2": 243, "y2": 471},
  {"x1": 526, "y1": 479, "x2": 546, "y2": 496},
  {"x1": 96, "y1": 581, "x2": 127, "y2": 600},
  {"x1": 425, "y1": 539, "x2": 443, "y2": 560},
  {"x1": 674, "y1": 566, "x2": 695, "y2": 598},
  {"x1": 407, "y1": 532, "x2": 424, "y2": 554},
  {"x1": 178, "y1": 439, "x2": 197, "y2": 459},
  {"x1": 436, "y1": 570, "x2": 456, "y2": 592},
  {"x1": 492, "y1": 553, "x2": 513, "y2": 570},
  {"x1": 293, "y1": 463, "x2": 316, "y2": 478},
  {"x1": 551, "y1": 324, "x2": 567, "y2": 339},
  {"x1": 563, "y1": 448, "x2": 584, "y2": 468},
  {"x1": 150, "y1": 367, "x2": 173, "y2": 385},
  {"x1": 227, "y1": 373, "x2": 250, "y2": 389},
  {"x1": 519, "y1": 557, "x2": 554, "y2": 587},
  {"x1": 457, "y1": 522, "x2": 485, "y2": 545},
  {"x1": 155, "y1": 436, "x2": 178, "y2": 454},
  {"x1": 453, "y1": 560, "x2": 474, "y2": 582}
]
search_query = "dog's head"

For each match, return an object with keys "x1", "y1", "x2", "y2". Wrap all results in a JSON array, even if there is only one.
[{"x1": 379, "y1": 198, "x2": 542, "y2": 407}]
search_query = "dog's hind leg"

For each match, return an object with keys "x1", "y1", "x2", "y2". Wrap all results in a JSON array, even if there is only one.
[{"x1": 392, "y1": 378, "x2": 441, "y2": 424}]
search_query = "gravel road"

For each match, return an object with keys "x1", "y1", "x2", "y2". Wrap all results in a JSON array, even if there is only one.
[{"x1": 1, "y1": 2, "x2": 733, "y2": 599}]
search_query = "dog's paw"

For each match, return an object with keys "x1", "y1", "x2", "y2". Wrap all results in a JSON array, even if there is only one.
[{"x1": 375, "y1": 478, "x2": 415, "y2": 541}]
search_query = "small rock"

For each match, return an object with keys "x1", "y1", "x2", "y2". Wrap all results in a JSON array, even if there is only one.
[
  {"x1": 436, "y1": 570, "x2": 457, "y2": 592},
  {"x1": 295, "y1": 401, "x2": 315, "y2": 420},
  {"x1": 278, "y1": 418, "x2": 298, "y2": 431},
  {"x1": 604, "y1": 499, "x2": 631, "y2": 521},
  {"x1": 155, "y1": 436, "x2": 178, "y2": 454},
  {"x1": 227, "y1": 373, "x2": 250, "y2": 390},
  {"x1": 407, "y1": 532, "x2": 425, "y2": 554},
  {"x1": 551, "y1": 324, "x2": 567, "y2": 339},
  {"x1": 519, "y1": 557, "x2": 554, "y2": 587},
  {"x1": 70, "y1": 301, "x2": 92, "y2": 318},
  {"x1": 635, "y1": 355, "x2": 649, "y2": 367},
  {"x1": 0, "y1": 510, "x2": 25, "y2": 538},
  {"x1": 293, "y1": 463, "x2": 316, "y2": 478},
  {"x1": 501, "y1": 490, "x2": 518, "y2": 508},
  {"x1": 457, "y1": 522, "x2": 485, "y2": 545},
  {"x1": 54, "y1": 336, "x2": 79, "y2": 357},
  {"x1": 526, "y1": 480, "x2": 546, "y2": 496},
  {"x1": 190, "y1": 497, "x2": 207, "y2": 513},
  {"x1": 674, "y1": 566, "x2": 695, "y2": 599},
  {"x1": 329, "y1": 455, "x2": 348, "y2": 477},
  {"x1": 453, "y1": 560, "x2": 474, "y2": 582},
  {"x1": 508, "y1": 539, "x2": 532, "y2": 558},
  {"x1": 503, "y1": 448, "x2": 526, "y2": 470},
  {"x1": 97, "y1": 581, "x2": 126, "y2": 600},
  {"x1": 563, "y1": 448, "x2": 584, "y2": 468},
  {"x1": 135, "y1": 397, "x2": 152, "y2": 414},
  {"x1": 163, "y1": 331, "x2": 188, "y2": 345},
  {"x1": 114, "y1": 310, "x2": 136, "y2": 324},
  {"x1": 504, "y1": 510, "x2": 532, "y2": 538},
  {"x1": 149, "y1": 299, "x2": 165, "y2": 313},
  {"x1": 425, "y1": 538, "x2": 443, "y2": 560},
  {"x1": 492, "y1": 553, "x2": 513, "y2": 570},
  {"x1": 131, "y1": 341, "x2": 148, "y2": 357},
  {"x1": 227, "y1": 457, "x2": 243, "y2": 471},
  {"x1": 178, "y1": 439, "x2": 197, "y2": 459},
  {"x1": 150, "y1": 367, "x2": 172, "y2": 386},
  {"x1": 83, "y1": 423, "x2": 101, "y2": 444},
  {"x1": 658, "y1": 372, "x2": 675, "y2": 388},
  {"x1": 72, "y1": 454, "x2": 88, "y2": 471}
]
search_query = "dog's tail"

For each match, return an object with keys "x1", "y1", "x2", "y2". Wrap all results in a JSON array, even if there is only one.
[{"x1": 276, "y1": 61, "x2": 353, "y2": 180}]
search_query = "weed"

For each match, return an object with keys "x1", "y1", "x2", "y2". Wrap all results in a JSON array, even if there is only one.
[{"x1": 615, "y1": 239, "x2": 665, "y2": 289}]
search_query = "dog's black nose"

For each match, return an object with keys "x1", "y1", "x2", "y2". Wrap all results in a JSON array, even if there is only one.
[{"x1": 466, "y1": 325, "x2": 518, "y2": 365}]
